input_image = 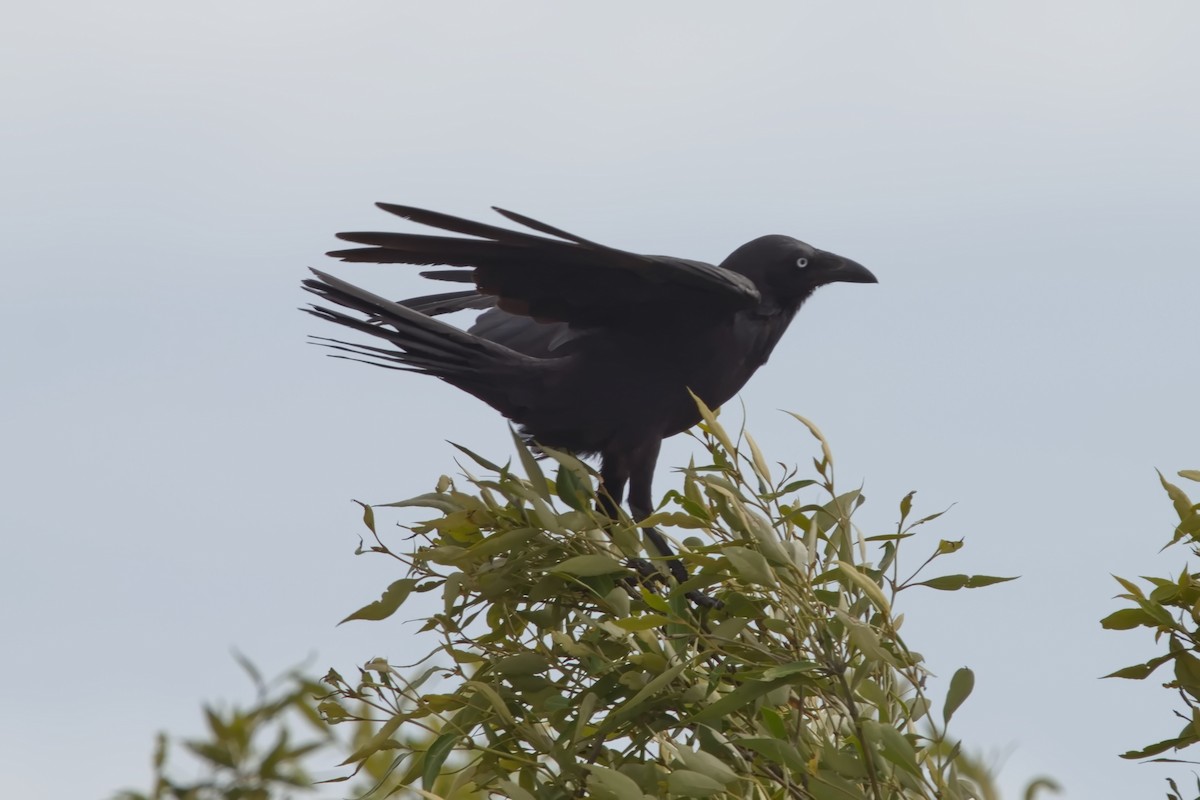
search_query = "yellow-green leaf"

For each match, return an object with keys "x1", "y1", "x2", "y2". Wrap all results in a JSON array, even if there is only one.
[
  {"x1": 339, "y1": 579, "x2": 418, "y2": 624},
  {"x1": 552, "y1": 554, "x2": 625, "y2": 577},
  {"x1": 784, "y1": 411, "x2": 833, "y2": 467},
  {"x1": 613, "y1": 614, "x2": 670, "y2": 631},
  {"x1": 836, "y1": 560, "x2": 891, "y2": 614},
  {"x1": 690, "y1": 390, "x2": 735, "y2": 455}
]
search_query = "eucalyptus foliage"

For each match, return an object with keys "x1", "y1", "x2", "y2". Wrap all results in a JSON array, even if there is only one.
[
  {"x1": 113, "y1": 656, "x2": 334, "y2": 800},
  {"x1": 1103, "y1": 468, "x2": 1200, "y2": 789},
  {"x1": 322, "y1": 404, "x2": 1014, "y2": 799}
]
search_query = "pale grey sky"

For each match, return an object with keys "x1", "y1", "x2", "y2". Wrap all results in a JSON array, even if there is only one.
[{"x1": 3, "y1": 3, "x2": 1199, "y2": 798}]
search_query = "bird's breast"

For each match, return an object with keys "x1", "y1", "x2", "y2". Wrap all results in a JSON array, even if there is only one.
[{"x1": 560, "y1": 315, "x2": 786, "y2": 441}]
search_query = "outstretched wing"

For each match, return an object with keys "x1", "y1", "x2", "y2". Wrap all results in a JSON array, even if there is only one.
[
  {"x1": 326, "y1": 203, "x2": 761, "y2": 327},
  {"x1": 397, "y1": 289, "x2": 578, "y2": 359}
]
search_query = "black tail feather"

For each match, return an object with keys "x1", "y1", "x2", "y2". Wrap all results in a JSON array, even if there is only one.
[{"x1": 303, "y1": 269, "x2": 528, "y2": 370}]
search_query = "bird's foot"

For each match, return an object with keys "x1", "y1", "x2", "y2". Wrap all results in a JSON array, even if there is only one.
[
  {"x1": 626, "y1": 557, "x2": 669, "y2": 587},
  {"x1": 623, "y1": 556, "x2": 723, "y2": 610},
  {"x1": 684, "y1": 589, "x2": 723, "y2": 610}
]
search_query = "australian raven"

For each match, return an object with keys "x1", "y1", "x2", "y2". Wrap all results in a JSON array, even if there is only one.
[{"x1": 303, "y1": 203, "x2": 876, "y2": 586}]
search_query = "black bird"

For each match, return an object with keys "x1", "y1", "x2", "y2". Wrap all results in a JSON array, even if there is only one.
[{"x1": 303, "y1": 203, "x2": 876, "y2": 584}]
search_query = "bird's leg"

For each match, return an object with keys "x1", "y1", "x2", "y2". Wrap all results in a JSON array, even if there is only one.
[
  {"x1": 598, "y1": 454, "x2": 666, "y2": 587},
  {"x1": 603, "y1": 448, "x2": 720, "y2": 609},
  {"x1": 626, "y1": 442, "x2": 690, "y2": 585},
  {"x1": 596, "y1": 456, "x2": 628, "y2": 522},
  {"x1": 629, "y1": 443, "x2": 722, "y2": 609}
]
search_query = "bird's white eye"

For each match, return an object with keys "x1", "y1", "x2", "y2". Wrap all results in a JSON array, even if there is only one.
[{"x1": 795, "y1": 257, "x2": 809, "y2": 268}]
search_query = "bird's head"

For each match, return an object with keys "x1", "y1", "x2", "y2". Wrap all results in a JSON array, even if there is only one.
[{"x1": 722, "y1": 235, "x2": 877, "y2": 305}]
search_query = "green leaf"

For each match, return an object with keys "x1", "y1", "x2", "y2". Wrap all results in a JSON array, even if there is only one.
[
  {"x1": 464, "y1": 681, "x2": 515, "y2": 726},
  {"x1": 667, "y1": 769, "x2": 725, "y2": 796},
  {"x1": 760, "y1": 660, "x2": 820, "y2": 681},
  {"x1": 552, "y1": 554, "x2": 626, "y2": 577},
  {"x1": 1159, "y1": 469, "x2": 1196, "y2": 522},
  {"x1": 1121, "y1": 735, "x2": 1191, "y2": 759},
  {"x1": 640, "y1": 589, "x2": 670, "y2": 613},
  {"x1": 494, "y1": 780, "x2": 538, "y2": 800},
  {"x1": 1175, "y1": 651, "x2": 1200, "y2": 698},
  {"x1": 916, "y1": 573, "x2": 1017, "y2": 591},
  {"x1": 743, "y1": 430, "x2": 772, "y2": 483},
  {"x1": 377, "y1": 492, "x2": 460, "y2": 513},
  {"x1": 899, "y1": 491, "x2": 915, "y2": 524},
  {"x1": 688, "y1": 677, "x2": 791, "y2": 725},
  {"x1": 732, "y1": 737, "x2": 808, "y2": 774},
  {"x1": 511, "y1": 427, "x2": 549, "y2": 500},
  {"x1": 1102, "y1": 652, "x2": 1175, "y2": 680},
  {"x1": 355, "y1": 500, "x2": 376, "y2": 534},
  {"x1": 613, "y1": 614, "x2": 670, "y2": 631},
  {"x1": 1111, "y1": 574, "x2": 1146, "y2": 599},
  {"x1": 690, "y1": 391, "x2": 735, "y2": 455},
  {"x1": 602, "y1": 663, "x2": 689, "y2": 731},
  {"x1": 586, "y1": 764, "x2": 646, "y2": 800},
  {"x1": 339, "y1": 579, "x2": 418, "y2": 624},
  {"x1": 964, "y1": 574, "x2": 1017, "y2": 588},
  {"x1": 835, "y1": 609, "x2": 898, "y2": 666},
  {"x1": 759, "y1": 706, "x2": 787, "y2": 738},
  {"x1": 1023, "y1": 777, "x2": 1063, "y2": 799},
  {"x1": 605, "y1": 586, "x2": 631, "y2": 617},
  {"x1": 183, "y1": 741, "x2": 235, "y2": 769},
  {"x1": 836, "y1": 560, "x2": 891, "y2": 613},
  {"x1": 1104, "y1": 663, "x2": 1158, "y2": 680},
  {"x1": 675, "y1": 746, "x2": 738, "y2": 785},
  {"x1": 1100, "y1": 607, "x2": 1160, "y2": 631},
  {"x1": 448, "y1": 442, "x2": 506, "y2": 473},
  {"x1": 865, "y1": 720, "x2": 921, "y2": 776},
  {"x1": 638, "y1": 511, "x2": 710, "y2": 530},
  {"x1": 724, "y1": 546, "x2": 777, "y2": 587},
  {"x1": 810, "y1": 770, "x2": 868, "y2": 799},
  {"x1": 555, "y1": 461, "x2": 591, "y2": 511},
  {"x1": 340, "y1": 714, "x2": 403, "y2": 765},
  {"x1": 494, "y1": 653, "x2": 550, "y2": 676},
  {"x1": 784, "y1": 411, "x2": 834, "y2": 468},
  {"x1": 457, "y1": 527, "x2": 539, "y2": 561},
  {"x1": 943, "y1": 667, "x2": 975, "y2": 724},
  {"x1": 1179, "y1": 470, "x2": 1200, "y2": 483},
  {"x1": 744, "y1": 511, "x2": 792, "y2": 564},
  {"x1": 1176, "y1": 511, "x2": 1200, "y2": 539},
  {"x1": 421, "y1": 732, "x2": 458, "y2": 789}
]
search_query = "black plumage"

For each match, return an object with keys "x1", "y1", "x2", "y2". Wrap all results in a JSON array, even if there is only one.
[{"x1": 303, "y1": 203, "x2": 876, "y2": 586}]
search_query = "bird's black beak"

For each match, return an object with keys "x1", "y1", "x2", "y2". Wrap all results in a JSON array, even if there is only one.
[{"x1": 827, "y1": 254, "x2": 877, "y2": 284}]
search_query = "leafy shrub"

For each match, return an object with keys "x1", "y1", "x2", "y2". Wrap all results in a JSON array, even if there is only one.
[{"x1": 318, "y1": 406, "x2": 1016, "y2": 799}]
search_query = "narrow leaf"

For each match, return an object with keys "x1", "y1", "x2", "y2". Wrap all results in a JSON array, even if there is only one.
[
  {"x1": 355, "y1": 500, "x2": 376, "y2": 534},
  {"x1": 667, "y1": 769, "x2": 725, "y2": 796},
  {"x1": 552, "y1": 554, "x2": 625, "y2": 577},
  {"x1": 690, "y1": 390, "x2": 735, "y2": 455},
  {"x1": 613, "y1": 614, "x2": 670, "y2": 631},
  {"x1": 836, "y1": 560, "x2": 891, "y2": 613},
  {"x1": 448, "y1": 442, "x2": 505, "y2": 473},
  {"x1": 511, "y1": 427, "x2": 549, "y2": 500},
  {"x1": 688, "y1": 677, "x2": 791, "y2": 725},
  {"x1": 784, "y1": 411, "x2": 834, "y2": 467},
  {"x1": 339, "y1": 579, "x2": 418, "y2": 624},
  {"x1": 732, "y1": 737, "x2": 808, "y2": 774},
  {"x1": 421, "y1": 732, "x2": 458, "y2": 789},
  {"x1": 743, "y1": 431, "x2": 773, "y2": 483},
  {"x1": 964, "y1": 574, "x2": 1018, "y2": 588}
]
